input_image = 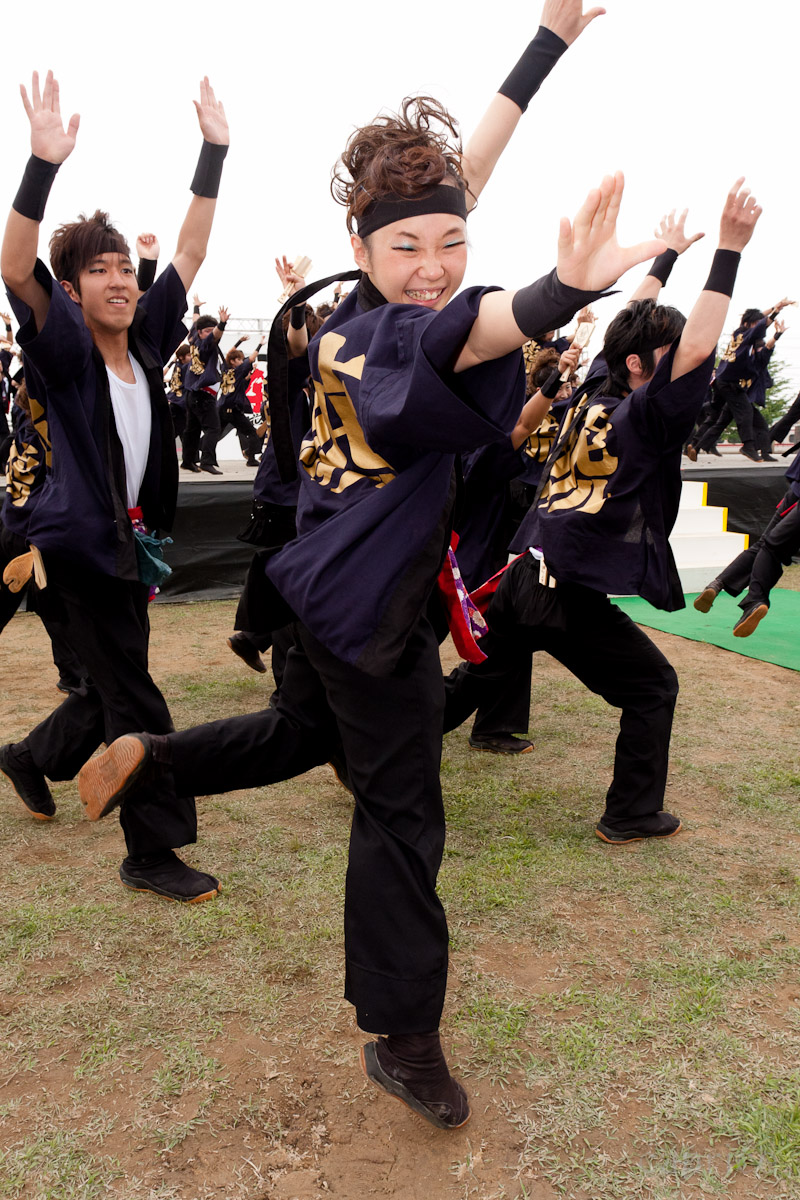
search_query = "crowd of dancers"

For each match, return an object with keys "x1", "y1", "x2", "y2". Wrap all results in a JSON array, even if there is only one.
[{"x1": 1, "y1": 0, "x2": 799, "y2": 1134}]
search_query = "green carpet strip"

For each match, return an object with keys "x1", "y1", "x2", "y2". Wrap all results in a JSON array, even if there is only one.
[{"x1": 614, "y1": 588, "x2": 800, "y2": 672}]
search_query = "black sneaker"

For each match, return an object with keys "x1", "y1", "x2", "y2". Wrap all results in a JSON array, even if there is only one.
[
  {"x1": 733, "y1": 602, "x2": 769, "y2": 638},
  {"x1": 200, "y1": 464, "x2": 223, "y2": 476},
  {"x1": 180, "y1": 462, "x2": 201, "y2": 472},
  {"x1": 761, "y1": 453, "x2": 777, "y2": 462},
  {"x1": 0, "y1": 743, "x2": 56, "y2": 821},
  {"x1": 119, "y1": 850, "x2": 220, "y2": 903},
  {"x1": 707, "y1": 445, "x2": 723, "y2": 457},
  {"x1": 595, "y1": 811, "x2": 682, "y2": 844},
  {"x1": 78, "y1": 734, "x2": 155, "y2": 821},
  {"x1": 693, "y1": 580, "x2": 722, "y2": 613},
  {"x1": 739, "y1": 446, "x2": 761, "y2": 463},
  {"x1": 361, "y1": 1037, "x2": 470, "y2": 1131},
  {"x1": 227, "y1": 632, "x2": 267, "y2": 674},
  {"x1": 468, "y1": 732, "x2": 533, "y2": 755}
]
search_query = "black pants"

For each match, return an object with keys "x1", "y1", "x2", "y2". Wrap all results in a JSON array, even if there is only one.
[
  {"x1": 770, "y1": 391, "x2": 800, "y2": 444},
  {"x1": 218, "y1": 407, "x2": 260, "y2": 461},
  {"x1": 182, "y1": 393, "x2": 220, "y2": 468},
  {"x1": 169, "y1": 403, "x2": 187, "y2": 442},
  {"x1": 470, "y1": 648, "x2": 533, "y2": 738},
  {"x1": 696, "y1": 382, "x2": 759, "y2": 451},
  {"x1": 165, "y1": 618, "x2": 449, "y2": 1034},
  {"x1": 716, "y1": 488, "x2": 800, "y2": 610},
  {"x1": 443, "y1": 562, "x2": 678, "y2": 822},
  {"x1": 21, "y1": 562, "x2": 197, "y2": 857}
]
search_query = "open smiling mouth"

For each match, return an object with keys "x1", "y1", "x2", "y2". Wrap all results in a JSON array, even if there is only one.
[{"x1": 405, "y1": 288, "x2": 445, "y2": 303}]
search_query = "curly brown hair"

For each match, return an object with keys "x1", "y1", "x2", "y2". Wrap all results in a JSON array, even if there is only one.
[
  {"x1": 331, "y1": 96, "x2": 468, "y2": 234},
  {"x1": 525, "y1": 347, "x2": 560, "y2": 398}
]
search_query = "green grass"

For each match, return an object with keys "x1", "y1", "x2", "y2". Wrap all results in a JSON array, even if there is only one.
[{"x1": 3, "y1": 599, "x2": 800, "y2": 1197}]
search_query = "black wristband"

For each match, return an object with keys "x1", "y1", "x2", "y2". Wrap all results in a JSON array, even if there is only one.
[
  {"x1": 704, "y1": 249, "x2": 740, "y2": 297},
  {"x1": 774, "y1": 330, "x2": 783, "y2": 341},
  {"x1": 512, "y1": 268, "x2": 617, "y2": 339},
  {"x1": 648, "y1": 248, "x2": 679, "y2": 287},
  {"x1": 289, "y1": 305, "x2": 306, "y2": 329},
  {"x1": 541, "y1": 368, "x2": 562, "y2": 400},
  {"x1": 13, "y1": 155, "x2": 60, "y2": 222},
  {"x1": 190, "y1": 140, "x2": 228, "y2": 199},
  {"x1": 498, "y1": 26, "x2": 568, "y2": 113},
  {"x1": 217, "y1": 320, "x2": 227, "y2": 332},
  {"x1": 136, "y1": 257, "x2": 157, "y2": 292},
  {"x1": 193, "y1": 304, "x2": 201, "y2": 315}
]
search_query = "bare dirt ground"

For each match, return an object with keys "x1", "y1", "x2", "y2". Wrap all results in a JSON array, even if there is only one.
[{"x1": 1, "y1": 594, "x2": 800, "y2": 1200}]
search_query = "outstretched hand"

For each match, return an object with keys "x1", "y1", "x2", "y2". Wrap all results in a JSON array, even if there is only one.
[
  {"x1": 540, "y1": 0, "x2": 605, "y2": 46},
  {"x1": 718, "y1": 179, "x2": 762, "y2": 253},
  {"x1": 193, "y1": 77, "x2": 228, "y2": 146},
  {"x1": 557, "y1": 172, "x2": 665, "y2": 292},
  {"x1": 136, "y1": 233, "x2": 160, "y2": 261},
  {"x1": 218, "y1": 306, "x2": 230, "y2": 324},
  {"x1": 275, "y1": 255, "x2": 304, "y2": 296},
  {"x1": 656, "y1": 209, "x2": 704, "y2": 256},
  {"x1": 20, "y1": 70, "x2": 80, "y2": 165}
]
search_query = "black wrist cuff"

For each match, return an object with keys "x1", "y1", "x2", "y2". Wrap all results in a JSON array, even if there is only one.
[
  {"x1": 648, "y1": 248, "x2": 679, "y2": 287},
  {"x1": 136, "y1": 257, "x2": 157, "y2": 292},
  {"x1": 541, "y1": 368, "x2": 562, "y2": 400},
  {"x1": 704, "y1": 249, "x2": 740, "y2": 297},
  {"x1": 512, "y1": 268, "x2": 617, "y2": 339},
  {"x1": 498, "y1": 26, "x2": 567, "y2": 113},
  {"x1": 289, "y1": 305, "x2": 306, "y2": 329},
  {"x1": 217, "y1": 320, "x2": 227, "y2": 332},
  {"x1": 13, "y1": 155, "x2": 60, "y2": 222},
  {"x1": 190, "y1": 140, "x2": 228, "y2": 199},
  {"x1": 193, "y1": 304, "x2": 201, "y2": 315},
  {"x1": 774, "y1": 330, "x2": 783, "y2": 341}
]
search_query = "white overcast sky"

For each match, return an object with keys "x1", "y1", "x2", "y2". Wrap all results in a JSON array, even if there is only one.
[{"x1": 3, "y1": 0, "x2": 800, "y2": 386}]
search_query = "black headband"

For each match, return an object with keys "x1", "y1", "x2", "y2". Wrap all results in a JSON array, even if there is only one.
[{"x1": 356, "y1": 184, "x2": 468, "y2": 238}]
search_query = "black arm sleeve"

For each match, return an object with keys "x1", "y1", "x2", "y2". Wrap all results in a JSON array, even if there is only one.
[
  {"x1": 136, "y1": 257, "x2": 157, "y2": 292},
  {"x1": 498, "y1": 26, "x2": 568, "y2": 112},
  {"x1": 511, "y1": 269, "x2": 617, "y2": 339}
]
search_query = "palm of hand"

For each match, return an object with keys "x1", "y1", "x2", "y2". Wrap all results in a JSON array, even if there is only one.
[
  {"x1": 198, "y1": 106, "x2": 228, "y2": 146},
  {"x1": 30, "y1": 110, "x2": 75, "y2": 163}
]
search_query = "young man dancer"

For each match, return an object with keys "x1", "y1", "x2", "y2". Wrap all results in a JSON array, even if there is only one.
[
  {"x1": 0, "y1": 71, "x2": 229, "y2": 901},
  {"x1": 443, "y1": 181, "x2": 762, "y2": 844}
]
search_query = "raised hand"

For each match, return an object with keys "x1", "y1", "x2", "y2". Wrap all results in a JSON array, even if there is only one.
[
  {"x1": 557, "y1": 172, "x2": 665, "y2": 292},
  {"x1": 540, "y1": 0, "x2": 606, "y2": 46},
  {"x1": 275, "y1": 255, "x2": 304, "y2": 297},
  {"x1": 218, "y1": 306, "x2": 230, "y2": 324},
  {"x1": 558, "y1": 345, "x2": 581, "y2": 376},
  {"x1": 0, "y1": 312, "x2": 11, "y2": 327},
  {"x1": 655, "y1": 209, "x2": 704, "y2": 256},
  {"x1": 136, "y1": 233, "x2": 161, "y2": 261},
  {"x1": 193, "y1": 77, "x2": 229, "y2": 146},
  {"x1": 718, "y1": 179, "x2": 762, "y2": 253},
  {"x1": 192, "y1": 292, "x2": 205, "y2": 309},
  {"x1": 20, "y1": 70, "x2": 80, "y2": 165},
  {"x1": 774, "y1": 318, "x2": 786, "y2": 336}
]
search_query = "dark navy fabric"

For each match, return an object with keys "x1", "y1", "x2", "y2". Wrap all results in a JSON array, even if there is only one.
[
  {"x1": 512, "y1": 342, "x2": 714, "y2": 610},
  {"x1": 168, "y1": 359, "x2": 190, "y2": 408},
  {"x1": 748, "y1": 342, "x2": 774, "y2": 408},
  {"x1": 219, "y1": 358, "x2": 254, "y2": 414},
  {"x1": 266, "y1": 285, "x2": 525, "y2": 674},
  {"x1": 184, "y1": 328, "x2": 222, "y2": 392},
  {"x1": 786, "y1": 446, "x2": 800, "y2": 499},
  {"x1": 457, "y1": 439, "x2": 524, "y2": 590},
  {"x1": 3, "y1": 402, "x2": 48, "y2": 514},
  {"x1": 4, "y1": 259, "x2": 188, "y2": 575},
  {"x1": 254, "y1": 353, "x2": 311, "y2": 508},
  {"x1": 715, "y1": 318, "x2": 767, "y2": 389}
]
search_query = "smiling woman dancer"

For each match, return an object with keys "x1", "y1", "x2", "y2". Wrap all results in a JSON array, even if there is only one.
[{"x1": 80, "y1": 1, "x2": 664, "y2": 1129}]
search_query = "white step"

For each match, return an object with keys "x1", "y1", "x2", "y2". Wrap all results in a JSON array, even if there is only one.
[
  {"x1": 680, "y1": 480, "x2": 707, "y2": 508},
  {"x1": 672, "y1": 505, "x2": 728, "y2": 535},
  {"x1": 671, "y1": 531, "x2": 748, "y2": 565}
]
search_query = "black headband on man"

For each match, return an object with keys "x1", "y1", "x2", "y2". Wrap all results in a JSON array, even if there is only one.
[{"x1": 356, "y1": 184, "x2": 468, "y2": 239}]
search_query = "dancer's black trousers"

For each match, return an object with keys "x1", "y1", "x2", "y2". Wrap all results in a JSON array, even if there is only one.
[
  {"x1": 22, "y1": 561, "x2": 197, "y2": 856},
  {"x1": 716, "y1": 488, "x2": 800, "y2": 609},
  {"x1": 443, "y1": 564, "x2": 679, "y2": 821},
  {"x1": 165, "y1": 618, "x2": 449, "y2": 1034}
]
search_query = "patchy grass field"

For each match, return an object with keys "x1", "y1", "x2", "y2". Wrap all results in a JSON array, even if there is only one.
[{"x1": 1, "y1": 574, "x2": 800, "y2": 1200}]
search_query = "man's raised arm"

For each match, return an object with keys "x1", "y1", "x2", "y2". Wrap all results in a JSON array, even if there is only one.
[
  {"x1": 171, "y1": 77, "x2": 229, "y2": 292},
  {"x1": 461, "y1": 0, "x2": 604, "y2": 211},
  {"x1": 671, "y1": 179, "x2": 762, "y2": 383},
  {"x1": 1, "y1": 70, "x2": 80, "y2": 332}
]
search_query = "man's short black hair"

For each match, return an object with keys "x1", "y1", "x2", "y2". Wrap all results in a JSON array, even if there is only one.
[
  {"x1": 192, "y1": 315, "x2": 217, "y2": 334},
  {"x1": 740, "y1": 307, "x2": 763, "y2": 327},
  {"x1": 602, "y1": 299, "x2": 686, "y2": 398}
]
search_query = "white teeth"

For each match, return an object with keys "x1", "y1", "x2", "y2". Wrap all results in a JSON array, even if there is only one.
[{"x1": 407, "y1": 289, "x2": 442, "y2": 301}]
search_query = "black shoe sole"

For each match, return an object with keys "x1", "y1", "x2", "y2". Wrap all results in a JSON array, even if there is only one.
[
  {"x1": 468, "y1": 737, "x2": 533, "y2": 755},
  {"x1": 360, "y1": 1042, "x2": 470, "y2": 1131},
  {"x1": 595, "y1": 819, "x2": 682, "y2": 845},
  {"x1": 78, "y1": 736, "x2": 148, "y2": 821},
  {"x1": 119, "y1": 869, "x2": 221, "y2": 903}
]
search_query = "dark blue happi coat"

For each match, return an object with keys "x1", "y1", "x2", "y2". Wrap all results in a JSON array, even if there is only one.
[{"x1": 266, "y1": 285, "x2": 525, "y2": 674}]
